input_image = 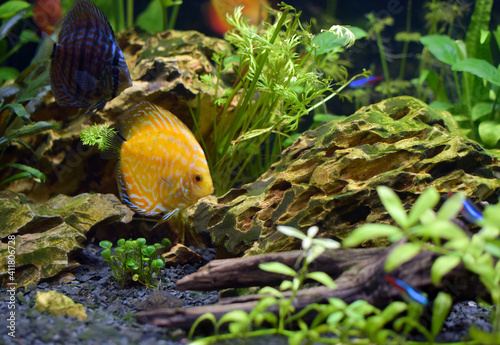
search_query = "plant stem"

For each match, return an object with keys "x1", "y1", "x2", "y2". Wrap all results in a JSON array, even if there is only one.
[
  {"x1": 376, "y1": 31, "x2": 391, "y2": 86},
  {"x1": 127, "y1": 0, "x2": 133, "y2": 29},
  {"x1": 398, "y1": 0, "x2": 412, "y2": 81},
  {"x1": 168, "y1": 3, "x2": 180, "y2": 30}
]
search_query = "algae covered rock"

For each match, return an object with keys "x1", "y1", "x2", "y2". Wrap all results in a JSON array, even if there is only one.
[
  {"x1": 0, "y1": 192, "x2": 134, "y2": 287},
  {"x1": 184, "y1": 96, "x2": 500, "y2": 256}
]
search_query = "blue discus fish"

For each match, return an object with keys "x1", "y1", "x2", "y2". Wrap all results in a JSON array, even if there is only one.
[
  {"x1": 50, "y1": 0, "x2": 132, "y2": 111},
  {"x1": 385, "y1": 274, "x2": 428, "y2": 306}
]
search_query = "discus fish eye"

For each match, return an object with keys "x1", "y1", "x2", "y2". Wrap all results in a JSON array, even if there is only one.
[{"x1": 194, "y1": 174, "x2": 202, "y2": 183}]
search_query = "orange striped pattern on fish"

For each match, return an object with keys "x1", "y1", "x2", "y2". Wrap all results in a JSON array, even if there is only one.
[
  {"x1": 50, "y1": 0, "x2": 132, "y2": 110},
  {"x1": 112, "y1": 101, "x2": 214, "y2": 219}
]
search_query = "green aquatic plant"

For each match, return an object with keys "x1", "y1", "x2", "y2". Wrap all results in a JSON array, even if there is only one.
[
  {"x1": 0, "y1": 1, "x2": 39, "y2": 83},
  {"x1": 99, "y1": 237, "x2": 172, "y2": 288},
  {"x1": 346, "y1": 186, "x2": 500, "y2": 343},
  {"x1": 79, "y1": 123, "x2": 117, "y2": 151},
  {"x1": 196, "y1": 4, "x2": 360, "y2": 194},
  {"x1": 419, "y1": 0, "x2": 500, "y2": 148},
  {"x1": 87, "y1": 0, "x2": 182, "y2": 32},
  {"x1": 190, "y1": 186, "x2": 499, "y2": 344}
]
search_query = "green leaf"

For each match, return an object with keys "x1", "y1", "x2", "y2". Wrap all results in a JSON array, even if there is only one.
[
  {"x1": 431, "y1": 292, "x2": 452, "y2": 337},
  {"x1": 99, "y1": 240, "x2": 113, "y2": 249},
  {"x1": 471, "y1": 102, "x2": 496, "y2": 121},
  {"x1": 277, "y1": 225, "x2": 306, "y2": 240},
  {"x1": 437, "y1": 192, "x2": 464, "y2": 221},
  {"x1": 431, "y1": 255, "x2": 461, "y2": 285},
  {"x1": 343, "y1": 224, "x2": 402, "y2": 247},
  {"x1": 136, "y1": 0, "x2": 163, "y2": 32},
  {"x1": 136, "y1": 238, "x2": 147, "y2": 247},
  {"x1": 217, "y1": 310, "x2": 250, "y2": 329},
  {"x1": 100, "y1": 248, "x2": 112, "y2": 260},
  {"x1": 151, "y1": 258, "x2": 164, "y2": 269},
  {"x1": 408, "y1": 188, "x2": 439, "y2": 226},
  {"x1": 20, "y1": 29, "x2": 40, "y2": 44},
  {"x1": 413, "y1": 221, "x2": 468, "y2": 241},
  {"x1": 0, "y1": 66, "x2": 19, "y2": 82},
  {"x1": 259, "y1": 262, "x2": 297, "y2": 277},
  {"x1": 420, "y1": 35, "x2": 459, "y2": 66},
  {"x1": 1, "y1": 103, "x2": 29, "y2": 121},
  {"x1": 478, "y1": 121, "x2": 500, "y2": 146},
  {"x1": 161, "y1": 238, "x2": 172, "y2": 248},
  {"x1": 385, "y1": 243, "x2": 422, "y2": 272},
  {"x1": 258, "y1": 286, "x2": 284, "y2": 298},
  {"x1": 306, "y1": 272, "x2": 337, "y2": 288},
  {"x1": 452, "y1": 58, "x2": 500, "y2": 86},
  {"x1": 0, "y1": 1, "x2": 31, "y2": 19},
  {"x1": 5, "y1": 121, "x2": 59, "y2": 139},
  {"x1": 141, "y1": 245, "x2": 156, "y2": 257},
  {"x1": 377, "y1": 186, "x2": 408, "y2": 229},
  {"x1": 0, "y1": 9, "x2": 26, "y2": 41}
]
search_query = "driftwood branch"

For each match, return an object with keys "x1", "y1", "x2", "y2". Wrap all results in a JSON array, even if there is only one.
[{"x1": 136, "y1": 247, "x2": 484, "y2": 329}]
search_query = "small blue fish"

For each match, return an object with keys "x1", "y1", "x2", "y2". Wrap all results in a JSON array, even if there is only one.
[
  {"x1": 385, "y1": 274, "x2": 428, "y2": 306},
  {"x1": 349, "y1": 75, "x2": 383, "y2": 89},
  {"x1": 448, "y1": 192, "x2": 484, "y2": 224},
  {"x1": 50, "y1": 0, "x2": 132, "y2": 110},
  {"x1": 461, "y1": 198, "x2": 484, "y2": 223}
]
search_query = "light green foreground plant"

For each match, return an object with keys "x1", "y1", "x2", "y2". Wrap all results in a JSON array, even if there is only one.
[
  {"x1": 189, "y1": 187, "x2": 500, "y2": 344},
  {"x1": 345, "y1": 186, "x2": 500, "y2": 343},
  {"x1": 99, "y1": 237, "x2": 171, "y2": 288},
  {"x1": 195, "y1": 4, "x2": 365, "y2": 194}
]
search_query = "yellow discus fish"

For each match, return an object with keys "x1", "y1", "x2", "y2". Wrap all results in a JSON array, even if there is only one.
[{"x1": 109, "y1": 101, "x2": 214, "y2": 219}]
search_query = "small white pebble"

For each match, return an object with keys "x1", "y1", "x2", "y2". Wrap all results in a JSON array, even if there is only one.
[{"x1": 468, "y1": 301, "x2": 477, "y2": 307}]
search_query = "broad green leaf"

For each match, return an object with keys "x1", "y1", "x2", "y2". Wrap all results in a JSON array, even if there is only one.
[
  {"x1": 20, "y1": 29, "x2": 40, "y2": 44},
  {"x1": 99, "y1": 240, "x2": 112, "y2": 249},
  {"x1": 452, "y1": 58, "x2": 500, "y2": 86},
  {"x1": 136, "y1": 0, "x2": 163, "y2": 32},
  {"x1": 408, "y1": 188, "x2": 439, "y2": 226},
  {"x1": 379, "y1": 301, "x2": 407, "y2": 322},
  {"x1": 431, "y1": 255, "x2": 461, "y2": 284},
  {"x1": 258, "y1": 286, "x2": 283, "y2": 298},
  {"x1": 217, "y1": 310, "x2": 250, "y2": 328},
  {"x1": 277, "y1": 225, "x2": 306, "y2": 240},
  {"x1": 431, "y1": 292, "x2": 452, "y2": 337},
  {"x1": 0, "y1": 66, "x2": 19, "y2": 82},
  {"x1": 385, "y1": 243, "x2": 422, "y2": 272},
  {"x1": 377, "y1": 186, "x2": 408, "y2": 229},
  {"x1": 471, "y1": 102, "x2": 496, "y2": 121},
  {"x1": 413, "y1": 221, "x2": 468, "y2": 241},
  {"x1": 420, "y1": 35, "x2": 459, "y2": 66},
  {"x1": 437, "y1": 192, "x2": 464, "y2": 221},
  {"x1": 0, "y1": 1, "x2": 31, "y2": 19},
  {"x1": 342, "y1": 223, "x2": 402, "y2": 247},
  {"x1": 478, "y1": 121, "x2": 500, "y2": 146},
  {"x1": 306, "y1": 271, "x2": 337, "y2": 288},
  {"x1": 259, "y1": 262, "x2": 297, "y2": 277}
]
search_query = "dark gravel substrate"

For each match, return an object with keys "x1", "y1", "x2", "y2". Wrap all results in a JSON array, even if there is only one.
[
  {"x1": 1, "y1": 244, "x2": 494, "y2": 344},
  {"x1": 1, "y1": 244, "x2": 218, "y2": 345}
]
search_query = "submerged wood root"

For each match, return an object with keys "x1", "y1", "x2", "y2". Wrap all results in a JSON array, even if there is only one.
[{"x1": 136, "y1": 247, "x2": 484, "y2": 329}]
